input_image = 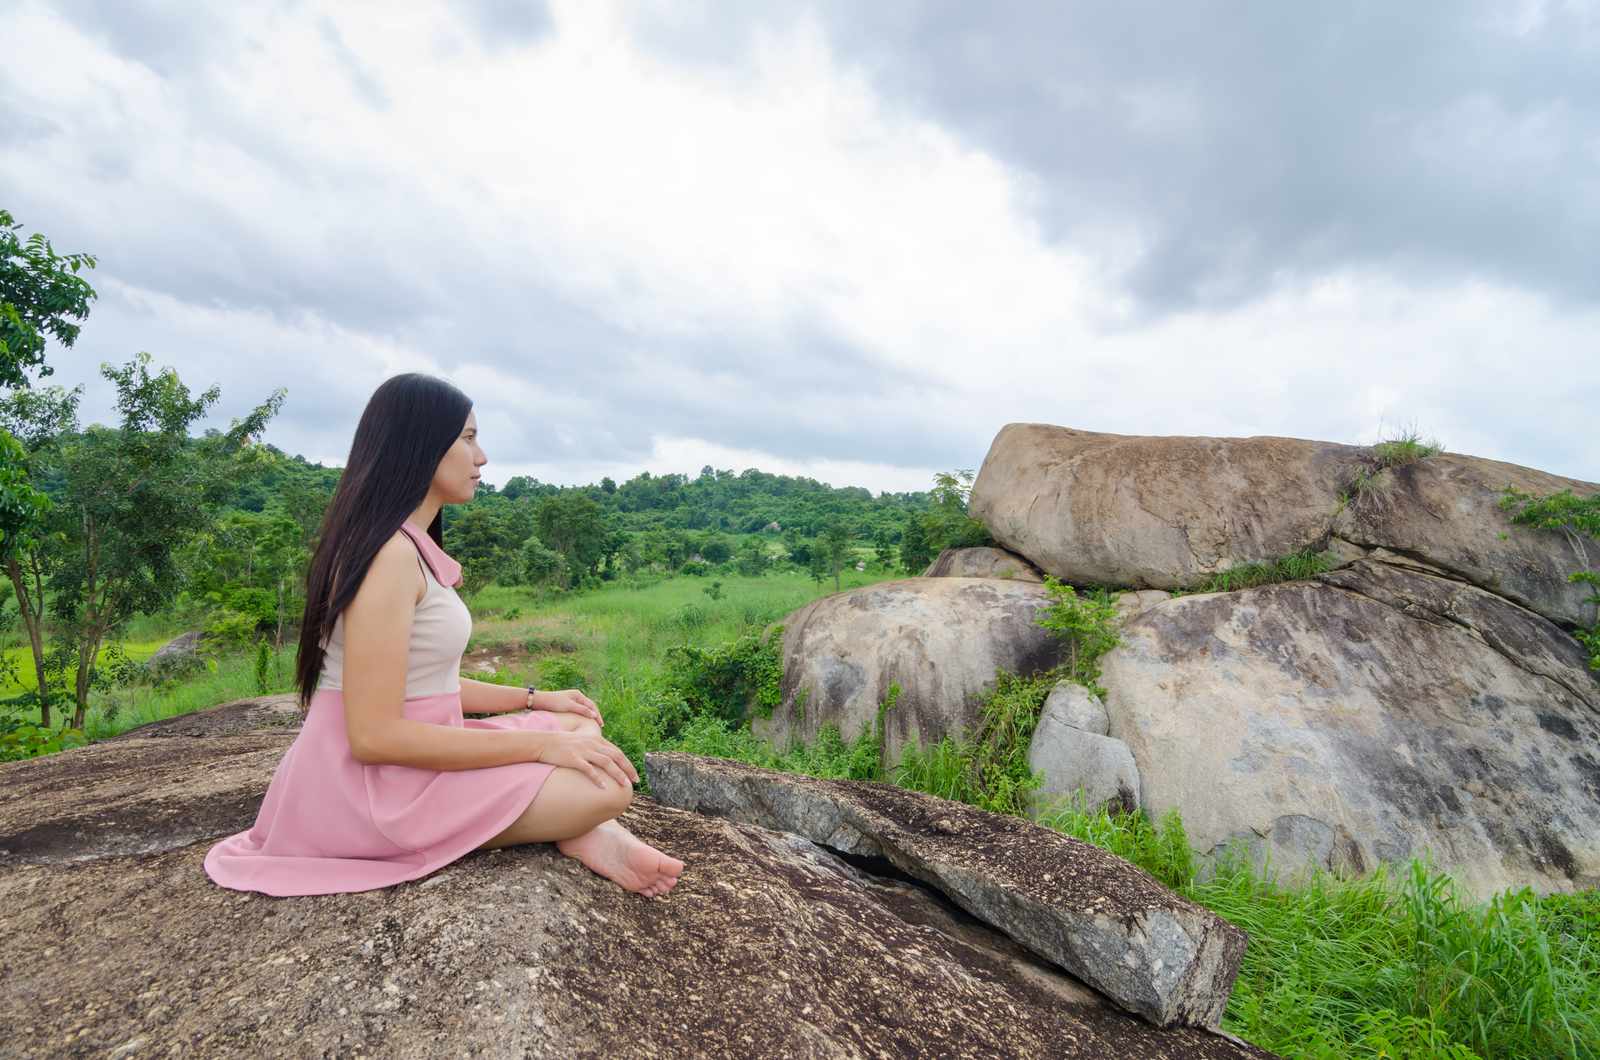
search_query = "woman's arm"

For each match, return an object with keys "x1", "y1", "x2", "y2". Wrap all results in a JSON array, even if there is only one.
[
  {"x1": 340, "y1": 535, "x2": 634, "y2": 788},
  {"x1": 459, "y1": 678, "x2": 603, "y2": 725}
]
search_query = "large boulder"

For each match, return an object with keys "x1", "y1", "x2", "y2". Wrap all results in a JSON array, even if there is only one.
[
  {"x1": 0, "y1": 737, "x2": 1275, "y2": 1059},
  {"x1": 762, "y1": 578, "x2": 1066, "y2": 762},
  {"x1": 969, "y1": 423, "x2": 1599, "y2": 629},
  {"x1": 922, "y1": 546, "x2": 1044, "y2": 582},
  {"x1": 109, "y1": 693, "x2": 303, "y2": 740},
  {"x1": 970, "y1": 424, "x2": 1356, "y2": 592},
  {"x1": 1099, "y1": 562, "x2": 1600, "y2": 897},
  {"x1": 644, "y1": 752, "x2": 1247, "y2": 1030}
]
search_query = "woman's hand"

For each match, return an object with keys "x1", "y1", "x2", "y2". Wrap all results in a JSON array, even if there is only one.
[
  {"x1": 532, "y1": 688, "x2": 604, "y2": 727},
  {"x1": 534, "y1": 730, "x2": 638, "y2": 790}
]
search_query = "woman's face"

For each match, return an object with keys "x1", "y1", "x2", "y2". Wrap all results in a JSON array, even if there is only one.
[{"x1": 434, "y1": 411, "x2": 487, "y2": 505}]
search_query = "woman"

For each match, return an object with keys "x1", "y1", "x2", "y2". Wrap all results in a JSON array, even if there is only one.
[{"x1": 205, "y1": 374, "x2": 682, "y2": 898}]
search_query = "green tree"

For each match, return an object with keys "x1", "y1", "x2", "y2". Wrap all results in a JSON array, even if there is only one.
[
  {"x1": 873, "y1": 528, "x2": 897, "y2": 571},
  {"x1": 534, "y1": 491, "x2": 608, "y2": 583},
  {"x1": 0, "y1": 385, "x2": 81, "y2": 727},
  {"x1": 48, "y1": 355, "x2": 284, "y2": 728},
  {"x1": 0, "y1": 209, "x2": 97, "y2": 387},
  {"x1": 0, "y1": 428, "x2": 59, "y2": 724},
  {"x1": 443, "y1": 506, "x2": 516, "y2": 599},
  {"x1": 900, "y1": 513, "x2": 933, "y2": 573},
  {"x1": 521, "y1": 536, "x2": 564, "y2": 606},
  {"x1": 818, "y1": 521, "x2": 854, "y2": 592}
]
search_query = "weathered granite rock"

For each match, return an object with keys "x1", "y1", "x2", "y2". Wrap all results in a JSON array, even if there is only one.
[
  {"x1": 1028, "y1": 686, "x2": 1141, "y2": 817},
  {"x1": 1, "y1": 738, "x2": 1274, "y2": 1060},
  {"x1": 1099, "y1": 564, "x2": 1600, "y2": 897},
  {"x1": 761, "y1": 578, "x2": 1066, "y2": 762},
  {"x1": 923, "y1": 546, "x2": 1045, "y2": 582},
  {"x1": 969, "y1": 424, "x2": 1356, "y2": 592},
  {"x1": 969, "y1": 423, "x2": 1599, "y2": 629},
  {"x1": 1041, "y1": 682, "x2": 1111, "y2": 736},
  {"x1": 109, "y1": 693, "x2": 304, "y2": 740},
  {"x1": 644, "y1": 752, "x2": 1247, "y2": 1030},
  {"x1": 1028, "y1": 725, "x2": 1142, "y2": 818},
  {"x1": 1332, "y1": 452, "x2": 1600, "y2": 629},
  {"x1": 1118, "y1": 590, "x2": 1175, "y2": 618},
  {"x1": 150, "y1": 630, "x2": 204, "y2": 664}
]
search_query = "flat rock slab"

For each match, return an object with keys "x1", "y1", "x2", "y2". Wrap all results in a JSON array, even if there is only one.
[
  {"x1": 1, "y1": 736, "x2": 1275, "y2": 1060},
  {"x1": 643, "y1": 752, "x2": 1248, "y2": 1030},
  {"x1": 109, "y1": 694, "x2": 304, "y2": 740}
]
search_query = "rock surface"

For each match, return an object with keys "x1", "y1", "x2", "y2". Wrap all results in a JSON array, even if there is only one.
[
  {"x1": 644, "y1": 752, "x2": 1247, "y2": 1030},
  {"x1": 109, "y1": 693, "x2": 304, "y2": 741},
  {"x1": 1332, "y1": 452, "x2": 1600, "y2": 629},
  {"x1": 969, "y1": 423, "x2": 1599, "y2": 629},
  {"x1": 923, "y1": 546, "x2": 1045, "y2": 582},
  {"x1": 1028, "y1": 686, "x2": 1142, "y2": 817},
  {"x1": 762, "y1": 578, "x2": 1066, "y2": 761},
  {"x1": 969, "y1": 424, "x2": 1357, "y2": 592},
  {"x1": 1099, "y1": 564, "x2": 1600, "y2": 896},
  {"x1": 0, "y1": 738, "x2": 1274, "y2": 1060}
]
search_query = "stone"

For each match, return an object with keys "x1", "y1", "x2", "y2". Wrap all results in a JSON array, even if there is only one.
[
  {"x1": 922, "y1": 546, "x2": 1045, "y2": 582},
  {"x1": 109, "y1": 693, "x2": 304, "y2": 740},
  {"x1": 760, "y1": 579, "x2": 1066, "y2": 763},
  {"x1": 968, "y1": 423, "x2": 1599, "y2": 629},
  {"x1": 149, "y1": 630, "x2": 203, "y2": 663},
  {"x1": 969, "y1": 424, "x2": 1358, "y2": 591},
  {"x1": 0, "y1": 738, "x2": 1274, "y2": 1060},
  {"x1": 1117, "y1": 589, "x2": 1174, "y2": 618},
  {"x1": 1098, "y1": 564, "x2": 1600, "y2": 897},
  {"x1": 1332, "y1": 452, "x2": 1600, "y2": 629},
  {"x1": 1028, "y1": 722, "x2": 1142, "y2": 818},
  {"x1": 1042, "y1": 681, "x2": 1111, "y2": 735},
  {"x1": 644, "y1": 752, "x2": 1248, "y2": 1030}
]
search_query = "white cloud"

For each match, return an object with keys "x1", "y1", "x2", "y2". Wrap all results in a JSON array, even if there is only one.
[{"x1": 3, "y1": 0, "x2": 1597, "y2": 491}]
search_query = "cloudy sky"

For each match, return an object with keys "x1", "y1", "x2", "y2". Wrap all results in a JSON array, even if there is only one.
[{"x1": 2, "y1": 0, "x2": 1597, "y2": 491}]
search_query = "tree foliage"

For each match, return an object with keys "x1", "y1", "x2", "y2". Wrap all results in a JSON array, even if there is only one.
[{"x1": 0, "y1": 209, "x2": 96, "y2": 387}]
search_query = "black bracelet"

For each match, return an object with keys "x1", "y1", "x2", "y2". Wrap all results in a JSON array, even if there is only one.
[{"x1": 523, "y1": 685, "x2": 537, "y2": 712}]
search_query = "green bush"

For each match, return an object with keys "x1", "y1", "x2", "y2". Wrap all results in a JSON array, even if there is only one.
[
  {"x1": 0, "y1": 721, "x2": 87, "y2": 761},
  {"x1": 537, "y1": 654, "x2": 590, "y2": 692},
  {"x1": 662, "y1": 626, "x2": 783, "y2": 729}
]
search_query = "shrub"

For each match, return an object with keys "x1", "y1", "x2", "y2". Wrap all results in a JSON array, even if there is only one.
[{"x1": 1183, "y1": 549, "x2": 1336, "y2": 596}]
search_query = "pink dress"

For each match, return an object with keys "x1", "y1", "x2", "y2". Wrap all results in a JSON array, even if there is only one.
[{"x1": 204, "y1": 521, "x2": 563, "y2": 896}]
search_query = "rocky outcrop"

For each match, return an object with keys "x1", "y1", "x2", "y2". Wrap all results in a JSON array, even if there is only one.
[
  {"x1": 644, "y1": 752, "x2": 1247, "y2": 1030},
  {"x1": 1332, "y1": 453, "x2": 1600, "y2": 629},
  {"x1": 923, "y1": 546, "x2": 1045, "y2": 582},
  {"x1": 760, "y1": 578, "x2": 1066, "y2": 761},
  {"x1": 1, "y1": 738, "x2": 1273, "y2": 1060},
  {"x1": 1099, "y1": 563, "x2": 1600, "y2": 896},
  {"x1": 1028, "y1": 683, "x2": 1142, "y2": 817},
  {"x1": 109, "y1": 693, "x2": 303, "y2": 740},
  {"x1": 969, "y1": 423, "x2": 1599, "y2": 629}
]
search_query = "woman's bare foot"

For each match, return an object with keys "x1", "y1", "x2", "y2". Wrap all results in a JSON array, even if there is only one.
[{"x1": 557, "y1": 820, "x2": 684, "y2": 897}]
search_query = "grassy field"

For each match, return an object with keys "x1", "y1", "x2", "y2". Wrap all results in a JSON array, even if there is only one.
[{"x1": 3, "y1": 564, "x2": 1596, "y2": 1060}]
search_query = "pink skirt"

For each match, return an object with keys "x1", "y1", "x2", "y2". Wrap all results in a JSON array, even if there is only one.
[{"x1": 204, "y1": 689, "x2": 563, "y2": 896}]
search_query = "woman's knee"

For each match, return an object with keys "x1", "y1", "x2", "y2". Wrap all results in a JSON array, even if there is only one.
[{"x1": 557, "y1": 713, "x2": 601, "y2": 736}]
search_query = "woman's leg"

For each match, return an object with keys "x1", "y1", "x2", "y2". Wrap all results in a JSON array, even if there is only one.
[{"x1": 478, "y1": 714, "x2": 684, "y2": 896}]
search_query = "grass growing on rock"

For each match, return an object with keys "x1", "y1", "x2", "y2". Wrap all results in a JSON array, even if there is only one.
[{"x1": 1180, "y1": 548, "x2": 1337, "y2": 596}]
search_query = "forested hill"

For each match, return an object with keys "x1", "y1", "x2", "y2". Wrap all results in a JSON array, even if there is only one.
[
  {"x1": 235, "y1": 452, "x2": 937, "y2": 539},
  {"x1": 483, "y1": 467, "x2": 935, "y2": 536}
]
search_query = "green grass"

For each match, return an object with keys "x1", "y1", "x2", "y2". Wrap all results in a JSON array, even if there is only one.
[
  {"x1": 1181, "y1": 548, "x2": 1336, "y2": 596},
  {"x1": 1036, "y1": 804, "x2": 1599, "y2": 1060}
]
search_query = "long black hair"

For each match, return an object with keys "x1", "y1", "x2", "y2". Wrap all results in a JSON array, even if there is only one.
[{"x1": 295, "y1": 373, "x2": 474, "y2": 704}]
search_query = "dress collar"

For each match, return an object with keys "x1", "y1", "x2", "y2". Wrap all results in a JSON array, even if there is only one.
[{"x1": 399, "y1": 520, "x2": 464, "y2": 589}]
